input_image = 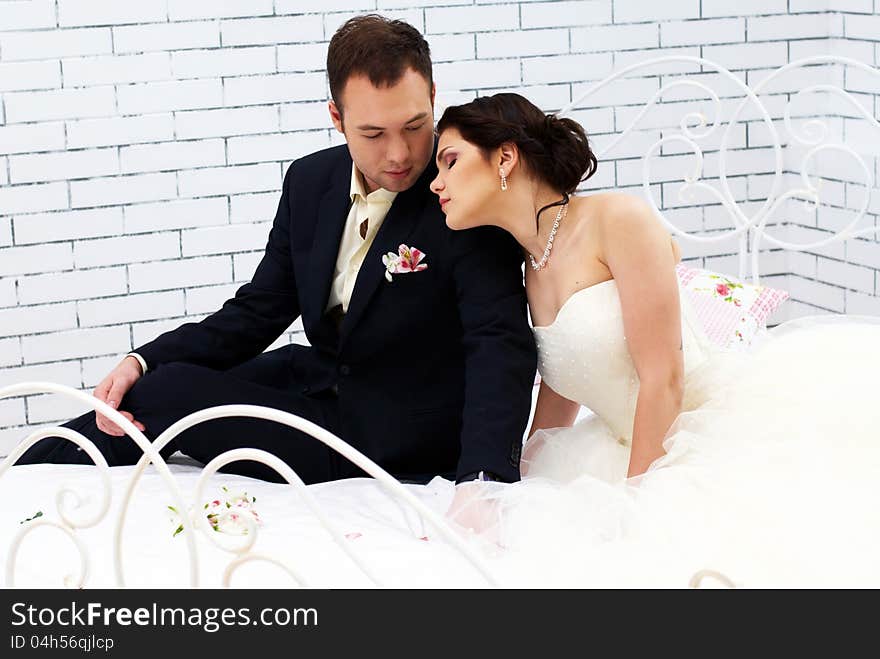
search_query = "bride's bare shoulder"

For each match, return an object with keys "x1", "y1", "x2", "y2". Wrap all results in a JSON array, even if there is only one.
[
  {"x1": 584, "y1": 192, "x2": 681, "y2": 261},
  {"x1": 582, "y1": 192, "x2": 660, "y2": 232}
]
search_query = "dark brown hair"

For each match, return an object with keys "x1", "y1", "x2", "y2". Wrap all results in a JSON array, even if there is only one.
[
  {"x1": 437, "y1": 93, "x2": 598, "y2": 221},
  {"x1": 327, "y1": 14, "x2": 433, "y2": 116}
]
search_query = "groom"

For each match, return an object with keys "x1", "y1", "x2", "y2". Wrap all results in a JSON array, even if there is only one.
[{"x1": 19, "y1": 15, "x2": 537, "y2": 487}]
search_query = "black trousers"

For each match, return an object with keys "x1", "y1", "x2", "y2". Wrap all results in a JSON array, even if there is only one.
[{"x1": 16, "y1": 348, "x2": 343, "y2": 484}]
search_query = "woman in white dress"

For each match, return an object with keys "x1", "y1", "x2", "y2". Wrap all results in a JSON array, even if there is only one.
[{"x1": 429, "y1": 93, "x2": 880, "y2": 587}]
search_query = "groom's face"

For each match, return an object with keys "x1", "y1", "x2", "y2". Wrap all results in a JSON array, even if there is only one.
[{"x1": 329, "y1": 68, "x2": 435, "y2": 194}]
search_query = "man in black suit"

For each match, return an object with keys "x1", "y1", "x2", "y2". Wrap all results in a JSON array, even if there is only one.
[{"x1": 19, "y1": 15, "x2": 536, "y2": 493}]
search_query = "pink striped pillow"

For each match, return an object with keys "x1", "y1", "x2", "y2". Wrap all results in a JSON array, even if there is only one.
[{"x1": 676, "y1": 263, "x2": 789, "y2": 350}]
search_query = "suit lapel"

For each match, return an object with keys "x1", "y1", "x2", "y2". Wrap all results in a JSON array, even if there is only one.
[
  {"x1": 340, "y1": 165, "x2": 434, "y2": 343},
  {"x1": 306, "y1": 154, "x2": 352, "y2": 326}
]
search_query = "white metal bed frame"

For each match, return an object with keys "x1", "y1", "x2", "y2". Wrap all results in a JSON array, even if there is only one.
[{"x1": 1, "y1": 55, "x2": 877, "y2": 589}]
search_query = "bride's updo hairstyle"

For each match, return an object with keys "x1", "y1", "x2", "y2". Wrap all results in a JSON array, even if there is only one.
[{"x1": 436, "y1": 93, "x2": 598, "y2": 206}]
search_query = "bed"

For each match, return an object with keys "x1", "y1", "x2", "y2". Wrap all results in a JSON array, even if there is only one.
[{"x1": 2, "y1": 55, "x2": 877, "y2": 589}]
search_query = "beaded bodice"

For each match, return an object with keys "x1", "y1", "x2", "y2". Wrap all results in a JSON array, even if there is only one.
[{"x1": 532, "y1": 280, "x2": 716, "y2": 443}]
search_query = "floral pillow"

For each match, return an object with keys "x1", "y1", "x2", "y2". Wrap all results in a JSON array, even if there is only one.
[{"x1": 676, "y1": 263, "x2": 790, "y2": 350}]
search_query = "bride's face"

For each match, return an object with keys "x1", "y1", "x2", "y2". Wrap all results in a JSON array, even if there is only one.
[{"x1": 430, "y1": 128, "x2": 500, "y2": 230}]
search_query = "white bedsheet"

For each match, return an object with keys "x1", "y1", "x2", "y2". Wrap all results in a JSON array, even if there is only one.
[{"x1": 0, "y1": 460, "x2": 496, "y2": 589}]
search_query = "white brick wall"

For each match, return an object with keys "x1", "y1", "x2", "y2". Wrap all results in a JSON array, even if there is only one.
[
  {"x1": 220, "y1": 16, "x2": 324, "y2": 46},
  {"x1": 661, "y1": 19, "x2": 744, "y2": 47},
  {"x1": 120, "y1": 140, "x2": 226, "y2": 175},
  {"x1": 182, "y1": 223, "x2": 272, "y2": 257},
  {"x1": 167, "y1": 0, "x2": 275, "y2": 22},
  {"x1": 18, "y1": 267, "x2": 127, "y2": 306},
  {"x1": 0, "y1": 60, "x2": 61, "y2": 92},
  {"x1": 5, "y1": 86, "x2": 116, "y2": 123},
  {"x1": 67, "y1": 115, "x2": 175, "y2": 149},
  {"x1": 185, "y1": 283, "x2": 241, "y2": 316},
  {"x1": 0, "y1": 28, "x2": 113, "y2": 62},
  {"x1": 0, "y1": 123, "x2": 66, "y2": 155},
  {"x1": 125, "y1": 198, "x2": 229, "y2": 233},
  {"x1": 57, "y1": 0, "x2": 167, "y2": 28},
  {"x1": 0, "y1": 219, "x2": 11, "y2": 247},
  {"x1": 62, "y1": 53, "x2": 172, "y2": 87},
  {"x1": 71, "y1": 173, "x2": 178, "y2": 208},
  {"x1": 10, "y1": 148, "x2": 120, "y2": 184},
  {"x1": 0, "y1": 338, "x2": 22, "y2": 368},
  {"x1": 73, "y1": 233, "x2": 180, "y2": 268},
  {"x1": 112, "y1": 21, "x2": 220, "y2": 54},
  {"x1": 0, "y1": 1, "x2": 56, "y2": 32},
  {"x1": 128, "y1": 256, "x2": 232, "y2": 293},
  {"x1": 0, "y1": 303, "x2": 78, "y2": 339},
  {"x1": 77, "y1": 291, "x2": 185, "y2": 327},
  {"x1": 177, "y1": 163, "x2": 280, "y2": 197},
  {"x1": 0, "y1": 277, "x2": 17, "y2": 308},
  {"x1": 22, "y1": 326, "x2": 131, "y2": 365},
  {"x1": 176, "y1": 107, "x2": 279, "y2": 139},
  {"x1": 0, "y1": 1, "x2": 878, "y2": 454},
  {"x1": 0, "y1": 244, "x2": 73, "y2": 277}
]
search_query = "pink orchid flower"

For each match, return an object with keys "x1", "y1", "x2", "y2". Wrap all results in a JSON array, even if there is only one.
[
  {"x1": 396, "y1": 244, "x2": 427, "y2": 272},
  {"x1": 384, "y1": 244, "x2": 428, "y2": 281}
]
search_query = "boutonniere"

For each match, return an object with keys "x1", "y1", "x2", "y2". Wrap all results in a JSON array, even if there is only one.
[{"x1": 383, "y1": 243, "x2": 428, "y2": 282}]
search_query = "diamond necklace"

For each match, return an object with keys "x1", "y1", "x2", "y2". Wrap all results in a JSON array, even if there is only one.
[{"x1": 528, "y1": 202, "x2": 568, "y2": 271}]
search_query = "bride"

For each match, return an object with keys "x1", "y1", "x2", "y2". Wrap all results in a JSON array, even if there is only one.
[{"x1": 430, "y1": 93, "x2": 880, "y2": 587}]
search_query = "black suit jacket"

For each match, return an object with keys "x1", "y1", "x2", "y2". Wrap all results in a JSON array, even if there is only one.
[{"x1": 135, "y1": 145, "x2": 537, "y2": 482}]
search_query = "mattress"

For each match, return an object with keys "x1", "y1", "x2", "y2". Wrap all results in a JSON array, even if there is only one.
[{"x1": 0, "y1": 458, "x2": 495, "y2": 589}]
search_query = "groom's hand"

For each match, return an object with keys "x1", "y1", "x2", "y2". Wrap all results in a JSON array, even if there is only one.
[
  {"x1": 93, "y1": 356, "x2": 147, "y2": 436},
  {"x1": 445, "y1": 482, "x2": 502, "y2": 541}
]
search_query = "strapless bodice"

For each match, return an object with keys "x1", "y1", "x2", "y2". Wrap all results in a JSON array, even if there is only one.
[{"x1": 533, "y1": 280, "x2": 716, "y2": 442}]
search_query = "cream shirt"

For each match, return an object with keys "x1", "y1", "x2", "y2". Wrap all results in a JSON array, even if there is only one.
[
  {"x1": 129, "y1": 164, "x2": 394, "y2": 373},
  {"x1": 325, "y1": 164, "x2": 398, "y2": 313}
]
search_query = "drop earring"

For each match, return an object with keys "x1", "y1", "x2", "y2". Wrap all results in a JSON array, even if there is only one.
[{"x1": 500, "y1": 167, "x2": 508, "y2": 191}]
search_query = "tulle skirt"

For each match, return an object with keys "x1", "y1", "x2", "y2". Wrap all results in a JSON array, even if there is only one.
[{"x1": 450, "y1": 316, "x2": 880, "y2": 588}]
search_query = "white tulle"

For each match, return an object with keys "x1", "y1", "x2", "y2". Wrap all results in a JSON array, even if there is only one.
[{"x1": 449, "y1": 281, "x2": 880, "y2": 588}]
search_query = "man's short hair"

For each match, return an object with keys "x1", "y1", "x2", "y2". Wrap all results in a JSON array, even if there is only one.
[{"x1": 327, "y1": 14, "x2": 433, "y2": 115}]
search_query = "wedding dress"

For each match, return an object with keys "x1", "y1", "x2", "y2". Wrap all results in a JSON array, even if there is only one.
[{"x1": 456, "y1": 279, "x2": 880, "y2": 587}]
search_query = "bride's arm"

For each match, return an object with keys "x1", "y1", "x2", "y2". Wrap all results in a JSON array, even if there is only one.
[
  {"x1": 528, "y1": 380, "x2": 580, "y2": 437},
  {"x1": 600, "y1": 195, "x2": 685, "y2": 478}
]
